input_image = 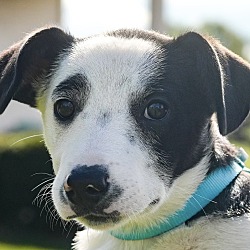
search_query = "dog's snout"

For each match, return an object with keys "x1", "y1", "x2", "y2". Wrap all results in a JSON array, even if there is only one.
[{"x1": 64, "y1": 165, "x2": 109, "y2": 208}]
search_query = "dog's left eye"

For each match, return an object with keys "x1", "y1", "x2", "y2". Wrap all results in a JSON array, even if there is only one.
[
  {"x1": 54, "y1": 99, "x2": 75, "y2": 121},
  {"x1": 144, "y1": 101, "x2": 168, "y2": 120}
]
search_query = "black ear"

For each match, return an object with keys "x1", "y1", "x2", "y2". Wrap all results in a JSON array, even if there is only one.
[
  {"x1": 210, "y1": 40, "x2": 250, "y2": 135},
  {"x1": 174, "y1": 32, "x2": 250, "y2": 135},
  {"x1": 0, "y1": 27, "x2": 74, "y2": 114},
  {"x1": 174, "y1": 32, "x2": 227, "y2": 135}
]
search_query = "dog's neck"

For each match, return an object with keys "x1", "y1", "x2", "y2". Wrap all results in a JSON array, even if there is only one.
[{"x1": 110, "y1": 149, "x2": 248, "y2": 241}]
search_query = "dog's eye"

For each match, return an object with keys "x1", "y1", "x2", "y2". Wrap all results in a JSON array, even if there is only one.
[
  {"x1": 54, "y1": 99, "x2": 75, "y2": 121},
  {"x1": 144, "y1": 101, "x2": 168, "y2": 120}
]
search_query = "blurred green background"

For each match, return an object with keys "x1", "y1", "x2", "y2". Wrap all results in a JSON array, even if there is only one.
[{"x1": 0, "y1": 132, "x2": 80, "y2": 250}]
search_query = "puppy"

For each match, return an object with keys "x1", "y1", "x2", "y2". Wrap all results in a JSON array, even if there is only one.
[{"x1": 1, "y1": 27, "x2": 250, "y2": 250}]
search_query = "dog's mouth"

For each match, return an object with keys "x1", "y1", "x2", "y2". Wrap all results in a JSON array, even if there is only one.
[
  {"x1": 67, "y1": 210, "x2": 121, "y2": 226},
  {"x1": 84, "y1": 213, "x2": 121, "y2": 224},
  {"x1": 66, "y1": 198, "x2": 161, "y2": 226}
]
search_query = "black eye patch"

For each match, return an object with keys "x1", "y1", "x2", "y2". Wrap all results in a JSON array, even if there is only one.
[{"x1": 52, "y1": 74, "x2": 90, "y2": 103}]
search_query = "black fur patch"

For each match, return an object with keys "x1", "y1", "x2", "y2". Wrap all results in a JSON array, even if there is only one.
[{"x1": 52, "y1": 73, "x2": 90, "y2": 104}]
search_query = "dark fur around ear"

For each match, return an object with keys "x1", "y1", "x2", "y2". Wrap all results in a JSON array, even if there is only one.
[
  {"x1": 175, "y1": 32, "x2": 250, "y2": 135},
  {"x1": 174, "y1": 32, "x2": 227, "y2": 135},
  {"x1": 0, "y1": 27, "x2": 74, "y2": 114},
  {"x1": 210, "y1": 41, "x2": 250, "y2": 135}
]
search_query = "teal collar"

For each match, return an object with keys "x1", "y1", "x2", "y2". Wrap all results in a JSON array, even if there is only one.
[{"x1": 110, "y1": 148, "x2": 248, "y2": 241}]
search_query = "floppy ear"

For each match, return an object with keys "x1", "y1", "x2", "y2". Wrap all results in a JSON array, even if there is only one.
[
  {"x1": 0, "y1": 27, "x2": 74, "y2": 114},
  {"x1": 210, "y1": 40, "x2": 250, "y2": 135},
  {"x1": 174, "y1": 32, "x2": 250, "y2": 135}
]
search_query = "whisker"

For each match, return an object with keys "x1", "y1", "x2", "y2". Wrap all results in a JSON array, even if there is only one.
[
  {"x1": 193, "y1": 193, "x2": 217, "y2": 204},
  {"x1": 10, "y1": 134, "x2": 43, "y2": 146},
  {"x1": 31, "y1": 172, "x2": 54, "y2": 177},
  {"x1": 31, "y1": 178, "x2": 54, "y2": 192},
  {"x1": 32, "y1": 174, "x2": 78, "y2": 236},
  {"x1": 33, "y1": 182, "x2": 52, "y2": 207},
  {"x1": 174, "y1": 185, "x2": 217, "y2": 206},
  {"x1": 171, "y1": 185, "x2": 214, "y2": 222},
  {"x1": 66, "y1": 221, "x2": 77, "y2": 238},
  {"x1": 190, "y1": 195, "x2": 210, "y2": 220},
  {"x1": 45, "y1": 159, "x2": 53, "y2": 165}
]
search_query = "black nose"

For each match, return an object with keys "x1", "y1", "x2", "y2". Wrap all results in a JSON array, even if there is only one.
[{"x1": 64, "y1": 165, "x2": 109, "y2": 209}]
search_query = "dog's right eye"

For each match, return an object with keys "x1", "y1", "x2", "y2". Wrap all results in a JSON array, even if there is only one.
[{"x1": 54, "y1": 99, "x2": 75, "y2": 121}]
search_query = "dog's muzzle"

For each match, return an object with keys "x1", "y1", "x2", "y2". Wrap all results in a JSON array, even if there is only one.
[{"x1": 64, "y1": 165, "x2": 109, "y2": 210}]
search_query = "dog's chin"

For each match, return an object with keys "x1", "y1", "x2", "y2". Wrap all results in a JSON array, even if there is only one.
[
  {"x1": 72, "y1": 212, "x2": 122, "y2": 230},
  {"x1": 66, "y1": 198, "x2": 162, "y2": 230}
]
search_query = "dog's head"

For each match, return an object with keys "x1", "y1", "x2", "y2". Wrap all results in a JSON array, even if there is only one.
[{"x1": 1, "y1": 27, "x2": 250, "y2": 231}]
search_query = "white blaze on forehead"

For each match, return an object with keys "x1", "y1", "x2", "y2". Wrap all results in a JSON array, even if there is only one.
[
  {"x1": 70, "y1": 35, "x2": 161, "y2": 80},
  {"x1": 52, "y1": 35, "x2": 164, "y2": 110}
]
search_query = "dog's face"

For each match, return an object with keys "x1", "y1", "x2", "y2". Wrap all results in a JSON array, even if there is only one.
[
  {"x1": 42, "y1": 32, "x2": 216, "y2": 229},
  {"x1": 45, "y1": 35, "x2": 168, "y2": 227},
  {"x1": 0, "y1": 28, "x2": 250, "y2": 231}
]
